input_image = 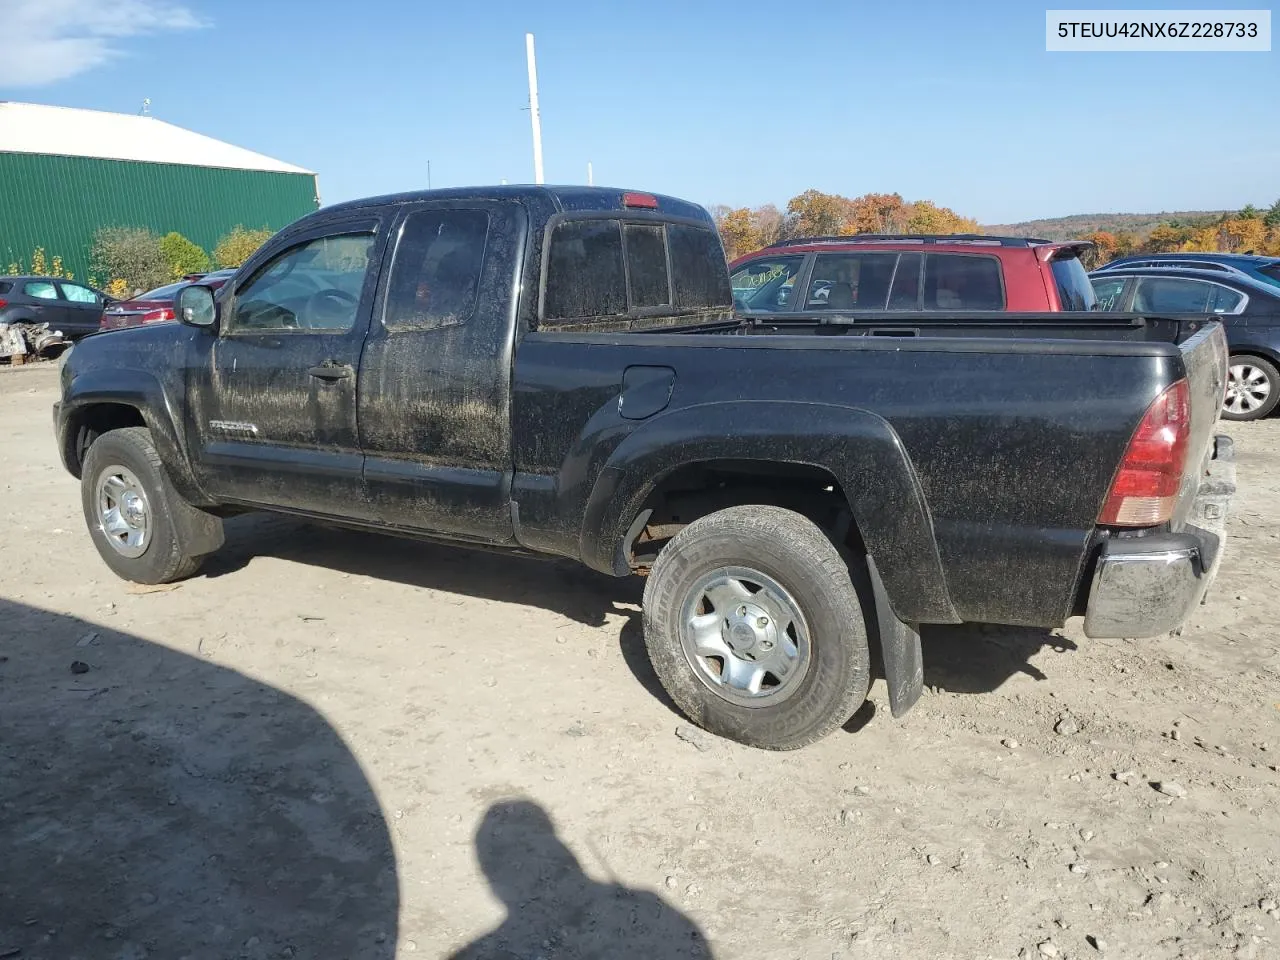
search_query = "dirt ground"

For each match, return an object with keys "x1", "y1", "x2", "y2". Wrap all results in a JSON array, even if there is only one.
[{"x1": 2, "y1": 360, "x2": 1278, "y2": 960}]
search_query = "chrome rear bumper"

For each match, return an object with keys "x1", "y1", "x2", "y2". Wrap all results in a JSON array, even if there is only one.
[{"x1": 1083, "y1": 434, "x2": 1235, "y2": 639}]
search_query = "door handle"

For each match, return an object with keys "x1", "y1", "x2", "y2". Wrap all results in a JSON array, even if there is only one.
[{"x1": 307, "y1": 363, "x2": 352, "y2": 381}]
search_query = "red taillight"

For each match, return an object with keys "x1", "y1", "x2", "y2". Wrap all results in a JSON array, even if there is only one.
[
  {"x1": 0, "y1": 299, "x2": 7, "y2": 309},
  {"x1": 1099, "y1": 379, "x2": 1190, "y2": 526},
  {"x1": 622, "y1": 191, "x2": 658, "y2": 209},
  {"x1": 141, "y1": 308, "x2": 175, "y2": 323}
]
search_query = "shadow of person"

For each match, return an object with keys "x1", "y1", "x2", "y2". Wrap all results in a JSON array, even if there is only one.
[
  {"x1": 0, "y1": 597, "x2": 397, "y2": 958},
  {"x1": 451, "y1": 800, "x2": 713, "y2": 960}
]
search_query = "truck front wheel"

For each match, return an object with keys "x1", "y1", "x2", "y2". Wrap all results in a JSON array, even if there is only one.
[
  {"x1": 642, "y1": 505, "x2": 871, "y2": 750},
  {"x1": 80, "y1": 427, "x2": 210, "y2": 584}
]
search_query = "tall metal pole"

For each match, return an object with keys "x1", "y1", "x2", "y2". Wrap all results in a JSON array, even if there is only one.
[
  {"x1": 587, "y1": 161, "x2": 593, "y2": 186},
  {"x1": 427, "y1": 159, "x2": 432, "y2": 190},
  {"x1": 525, "y1": 33, "x2": 545, "y2": 185}
]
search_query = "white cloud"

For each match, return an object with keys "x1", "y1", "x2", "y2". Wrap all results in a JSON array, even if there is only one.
[{"x1": 0, "y1": 0, "x2": 207, "y2": 87}]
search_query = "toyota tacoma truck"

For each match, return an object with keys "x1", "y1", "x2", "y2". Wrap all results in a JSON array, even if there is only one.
[{"x1": 54, "y1": 186, "x2": 1235, "y2": 750}]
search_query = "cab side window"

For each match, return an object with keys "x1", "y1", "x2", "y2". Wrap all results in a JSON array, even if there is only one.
[
  {"x1": 384, "y1": 210, "x2": 490, "y2": 332},
  {"x1": 230, "y1": 233, "x2": 374, "y2": 333}
]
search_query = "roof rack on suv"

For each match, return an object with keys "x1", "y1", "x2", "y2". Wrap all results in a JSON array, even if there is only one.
[{"x1": 767, "y1": 234, "x2": 1054, "y2": 249}]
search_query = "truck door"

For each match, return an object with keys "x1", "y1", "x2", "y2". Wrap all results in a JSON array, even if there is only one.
[
  {"x1": 357, "y1": 199, "x2": 525, "y2": 542},
  {"x1": 186, "y1": 216, "x2": 388, "y2": 520}
]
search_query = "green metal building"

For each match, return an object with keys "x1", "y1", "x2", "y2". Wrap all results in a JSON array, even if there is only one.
[{"x1": 0, "y1": 102, "x2": 319, "y2": 282}]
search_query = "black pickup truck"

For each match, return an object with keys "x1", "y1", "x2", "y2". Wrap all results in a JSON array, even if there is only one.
[{"x1": 54, "y1": 186, "x2": 1235, "y2": 750}]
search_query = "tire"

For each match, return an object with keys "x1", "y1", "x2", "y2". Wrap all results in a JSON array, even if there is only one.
[
  {"x1": 642, "y1": 505, "x2": 871, "y2": 750},
  {"x1": 1223, "y1": 355, "x2": 1280, "y2": 421},
  {"x1": 80, "y1": 427, "x2": 209, "y2": 584}
]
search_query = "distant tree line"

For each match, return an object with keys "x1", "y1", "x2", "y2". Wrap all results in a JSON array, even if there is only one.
[
  {"x1": 713, "y1": 191, "x2": 1280, "y2": 267},
  {"x1": 1079, "y1": 200, "x2": 1280, "y2": 267},
  {"x1": 711, "y1": 191, "x2": 980, "y2": 260}
]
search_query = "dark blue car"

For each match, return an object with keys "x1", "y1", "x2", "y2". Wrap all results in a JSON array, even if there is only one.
[
  {"x1": 1094, "y1": 252, "x2": 1280, "y2": 291},
  {"x1": 1090, "y1": 266, "x2": 1280, "y2": 421}
]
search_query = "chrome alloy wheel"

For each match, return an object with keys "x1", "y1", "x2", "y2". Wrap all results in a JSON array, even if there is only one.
[
  {"x1": 679, "y1": 566, "x2": 811, "y2": 707},
  {"x1": 96, "y1": 464, "x2": 151, "y2": 558},
  {"x1": 1226, "y1": 362, "x2": 1272, "y2": 416}
]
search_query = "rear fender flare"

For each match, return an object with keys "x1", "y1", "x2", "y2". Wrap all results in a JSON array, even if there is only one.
[{"x1": 579, "y1": 400, "x2": 959, "y2": 625}]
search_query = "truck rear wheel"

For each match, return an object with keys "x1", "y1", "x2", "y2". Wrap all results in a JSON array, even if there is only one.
[
  {"x1": 642, "y1": 505, "x2": 871, "y2": 750},
  {"x1": 80, "y1": 427, "x2": 210, "y2": 584}
]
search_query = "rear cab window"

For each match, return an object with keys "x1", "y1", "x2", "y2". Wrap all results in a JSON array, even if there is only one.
[
  {"x1": 1261, "y1": 263, "x2": 1280, "y2": 282},
  {"x1": 1050, "y1": 255, "x2": 1097, "y2": 311},
  {"x1": 541, "y1": 216, "x2": 730, "y2": 328}
]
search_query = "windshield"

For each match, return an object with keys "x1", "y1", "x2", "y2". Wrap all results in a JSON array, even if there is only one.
[
  {"x1": 1261, "y1": 262, "x2": 1280, "y2": 282},
  {"x1": 1051, "y1": 255, "x2": 1097, "y2": 311}
]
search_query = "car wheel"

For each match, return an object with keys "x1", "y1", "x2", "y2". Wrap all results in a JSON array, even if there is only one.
[
  {"x1": 1223, "y1": 356, "x2": 1280, "y2": 421},
  {"x1": 642, "y1": 505, "x2": 871, "y2": 750},
  {"x1": 80, "y1": 427, "x2": 208, "y2": 584}
]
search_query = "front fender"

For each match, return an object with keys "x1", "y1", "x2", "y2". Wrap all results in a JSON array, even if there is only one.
[
  {"x1": 59, "y1": 366, "x2": 210, "y2": 506},
  {"x1": 579, "y1": 400, "x2": 959, "y2": 625}
]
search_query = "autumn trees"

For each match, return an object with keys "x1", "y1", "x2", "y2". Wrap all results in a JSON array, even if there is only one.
[
  {"x1": 1089, "y1": 204, "x2": 1280, "y2": 264},
  {"x1": 711, "y1": 191, "x2": 980, "y2": 260},
  {"x1": 715, "y1": 191, "x2": 1280, "y2": 266}
]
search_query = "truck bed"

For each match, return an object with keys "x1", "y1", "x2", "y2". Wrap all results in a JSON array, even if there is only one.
[{"x1": 512, "y1": 316, "x2": 1227, "y2": 630}]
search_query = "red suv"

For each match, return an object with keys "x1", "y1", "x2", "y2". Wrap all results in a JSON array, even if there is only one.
[{"x1": 729, "y1": 235, "x2": 1097, "y2": 315}]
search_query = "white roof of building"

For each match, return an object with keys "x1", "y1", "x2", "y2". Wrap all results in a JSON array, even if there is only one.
[{"x1": 0, "y1": 102, "x2": 313, "y2": 175}]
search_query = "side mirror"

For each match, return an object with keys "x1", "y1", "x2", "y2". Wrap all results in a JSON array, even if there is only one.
[{"x1": 176, "y1": 284, "x2": 217, "y2": 330}]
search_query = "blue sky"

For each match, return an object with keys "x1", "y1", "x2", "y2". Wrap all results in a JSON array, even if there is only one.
[{"x1": 3, "y1": 0, "x2": 1276, "y2": 222}]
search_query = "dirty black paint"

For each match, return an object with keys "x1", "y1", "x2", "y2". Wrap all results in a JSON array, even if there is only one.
[{"x1": 54, "y1": 185, "x2": 1227, "y2": 634}]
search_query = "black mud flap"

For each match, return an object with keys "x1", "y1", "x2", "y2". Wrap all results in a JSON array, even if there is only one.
[{"x1": 867, "y1": 556, "x2": 923, "y2": 718}]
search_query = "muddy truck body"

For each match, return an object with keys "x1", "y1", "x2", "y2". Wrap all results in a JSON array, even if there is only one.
[{"x1": 54, "y1": 186, "x2": 1235, "y2": 749}]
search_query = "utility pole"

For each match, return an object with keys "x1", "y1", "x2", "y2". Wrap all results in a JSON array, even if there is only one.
[
  {"x1": 427, "y1": 160, "x2": 432, "y2": 190},
  {"x1": 525, "y1": 33, "x2": 544, "y2": 184}
]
